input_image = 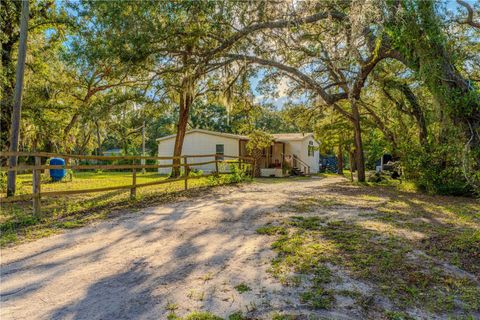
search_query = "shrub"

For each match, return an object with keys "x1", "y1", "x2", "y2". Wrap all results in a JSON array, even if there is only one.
[
  {"x1": 367, "y1": 172, "x2": 385, "y2": 183},
  {"x1": 0, "y1": 171, "x2": 6, "y2": 193},
  {"x1": 227, "y1": 162, "x2": 250, "y2": 183},
  {"x1": 402, "y1": 145, "x2": 474, "y2": 196},
  {"x1": 188, "y1": 169, "x2": 204, "y2": 177}
]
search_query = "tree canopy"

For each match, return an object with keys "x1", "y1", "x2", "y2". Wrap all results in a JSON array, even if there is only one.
[{"x1": 2, "y1": 0, "x2": 479, "y2": 195}]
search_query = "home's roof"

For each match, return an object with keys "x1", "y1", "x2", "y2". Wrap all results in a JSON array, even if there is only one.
[
  {"x1": 272, "y1": 133, "x2": 314, "y2": 141},
  {"x1": 156, "y1": 129, "x2": 248, "y2": 142},
  {"x1": 156, "y1": 129, "x2": 314, "y2": 143}
]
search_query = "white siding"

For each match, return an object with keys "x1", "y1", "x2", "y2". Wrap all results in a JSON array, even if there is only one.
[
  {"x1": 283, "y1": 138, "x2": 319, "y2": 174},
  {"x1": 301, "y1": 138, "x2": 320, "y2": 173},
  {"x1": 157, "y1": 132, "x2": 239, "y2": 174},
  {"x1": 284, "y1": 141, "x2": 302, "y2": 160}
]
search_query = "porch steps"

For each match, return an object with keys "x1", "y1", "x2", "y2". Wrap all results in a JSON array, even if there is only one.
[{"x1": 291, "y1": 167, "x2": 306, "y2": 176}]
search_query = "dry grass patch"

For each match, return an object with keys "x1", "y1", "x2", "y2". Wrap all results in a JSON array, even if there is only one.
[
  {"x1": 280, "y1": 196, "x2": 340, "y2": 213},
  {"x1": 258, "y1": 180, "x2": 480, "y2": 318}
]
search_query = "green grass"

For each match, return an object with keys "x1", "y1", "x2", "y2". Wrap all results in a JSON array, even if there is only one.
[
  {"x1": 266, "y1": 216, "x2": 480, "y2": 315},
  {"x1": 364, "y1": 174, "x2": 419, "y2": 193},
  {"x1": 289, "y1": 216, "x2": 326, "y2": 229},
  {"x1": 3, "y1": 171, "x2": 169, "y2": 195},
  {"x1": 271, "y1": 313, "x2": 297, "y2": 320},
  {"x1": 227, "y1": 311, "x2": 245, "y2": 320},
  {"x1": 234, "y1": 283, "x2": 251, "y2": 293},
  {"x1": 260, "y1": 180, "x2": 480, "y2": 317},
  {"x1": 183, "y1": 312, "x2": 222, "y2": 320},
  {"x1": 0, "y1": 171, "x2": 245, "y2": 246},
  {"x1": 167, "y1": 311, "x2": 223, "y2": 320},
  {"x1": 256, "y1": 224, "x2": 287, "y2": 235},
  {"x1": 299, "y1": 287, "x2": 335, "y2": 309}
]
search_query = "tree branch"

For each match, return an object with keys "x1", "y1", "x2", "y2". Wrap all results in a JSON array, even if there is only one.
[
  {"x1": 206, "y1": 10, "x2": 345, "y2": 58},
  {"x1": 225, "y1": 53, "x2": 353, "y2": 120},
  {"x1": 457, "y1": 0, "x2": 480, "y2": 29}
]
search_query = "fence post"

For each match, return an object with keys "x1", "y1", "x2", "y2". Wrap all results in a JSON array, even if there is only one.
[
  {"x1": 215, "y1": 154, "x2": 219, "y2": 175},
  {"x1": 184, "y1": 156, "x2": 188, "y2": 190},
  {"x1": 131, "y1": 166, "x2": 137, "y2": 199},
  {"x1": 32, "y1": 156, "x2": 41, "y2": 215}
]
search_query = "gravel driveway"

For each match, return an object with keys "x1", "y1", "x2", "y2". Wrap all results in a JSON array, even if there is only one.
[{"x1": 1, "y1": 177, "x2": 348, "y2": 320}]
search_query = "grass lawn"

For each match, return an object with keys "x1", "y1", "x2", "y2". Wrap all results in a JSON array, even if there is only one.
[
  {"x1": 255, "y1": 178, "x2": 480, "y2": 319},
  {"x1": 9, "y1": 171, "x2": 171, "y2": 194},
  {"x1": 0, "y1": 171, "x2": 241, "y2": 246}
]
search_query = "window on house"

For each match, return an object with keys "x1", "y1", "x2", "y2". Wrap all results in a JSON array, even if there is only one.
[
  {"x1": 216, "y1": 144, "x2": 224, "y2": 160},
  {"x1": 308, "y1": 141, "x2": 315, "y2": 157}
]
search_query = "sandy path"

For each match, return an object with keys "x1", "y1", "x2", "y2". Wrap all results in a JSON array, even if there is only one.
[{"x1": 1, "y1": 177, "x2": 349, "y2": 320}]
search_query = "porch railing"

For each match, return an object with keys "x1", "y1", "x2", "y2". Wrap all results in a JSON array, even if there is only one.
[{"x1": 292, "y1": 154, "x2": 310, "y2": 175}]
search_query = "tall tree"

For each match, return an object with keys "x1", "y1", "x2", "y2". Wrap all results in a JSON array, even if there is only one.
[
  {"x1": 1, "y1": 0, "x2": 66, "y2": 152},
  {"x1": 71, "y1": 1, "x2": 342, "y2": 176},
  {"x1": 384, "y1": 0, "x2": 480, "y2": 162},
  {"x1": 7, "y1": 0, "x2": 29, "y2": 197}
]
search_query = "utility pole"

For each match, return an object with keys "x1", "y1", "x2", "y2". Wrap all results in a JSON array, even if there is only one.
[
  {"x1": 141, "y1": 120, "x2": 146, "y2": 174},
  {"x1": 7, "y1": 0, "x2": 29, "y2": 197}
]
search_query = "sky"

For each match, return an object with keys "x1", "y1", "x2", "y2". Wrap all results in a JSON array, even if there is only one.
[{"x1": 250, "y1": 0, "x2": 479, "y2": 109}]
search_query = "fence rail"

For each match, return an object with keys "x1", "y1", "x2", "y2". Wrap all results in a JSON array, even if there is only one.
[
  {"x1": 0, "y1": 152, "x2": 254, "y2": 213},
  {"x1": 0, "y1": 151, "x2": 253, "y2": 161}
]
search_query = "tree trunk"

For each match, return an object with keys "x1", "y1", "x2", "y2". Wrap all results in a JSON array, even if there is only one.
[
  {"x1": 397, "y1": 83, "x2": 429, "y2": 146},
  {"x1": 141, "y1": 120, "x2": 146, "y2": 174},
  {"x1": 95, "y1": 121, "x2": 102, "y2": 155},
  {"x1": 251, "y1": 148, "x2": 263, "y2": 177},
  {"x1": 7, "y1": 0, "x2": 29, "y2": 197},
  {"x1": 172, "y1": 78, "x2": 194, "y2": 177},
  {"x1": 64, "y1": 112, "x2": 80, "y2": 141},
  {"x1": 337, "y1": 145, "x2": 344, "y2": 175},
  {"x1": 349, "y1": 150, "x2": 356, "y2": 172},
  {"x1": 78, "y1": 131, "x2": 91, "y2": 155},
  {"x1": 348, "y1": 150, "x2": 355, "y2": 181},
  {"x1": 351, "y1": 99, "x2": 366, "y2": 182},
  {"x1": 122, "y1": 129, "x2": 129, "y2": 156}
]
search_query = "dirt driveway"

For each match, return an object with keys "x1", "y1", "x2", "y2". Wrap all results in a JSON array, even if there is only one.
[{"x1": 1, "y1": 176, "x2": 347, "y2": 320}]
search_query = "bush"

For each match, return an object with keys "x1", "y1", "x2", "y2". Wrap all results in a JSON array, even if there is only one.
[
  {"x1": 207, "y1": 162, "x2": 250, "y2": 186},
  {"x1": 367, "y1": 172, "x2": 386, "y2": 183},
  {"x1": 227, "y1": 162, "x2": 250, "y2": 183},
  {"x1": 401, "y1": 142, "x2": 475, "y2": 196},
  {"x1": 188, "y1": 169, "x2": 204, "y2": 177},
  {"x1": 0, "y1": 171, "x2": 6, "y2": 193}
]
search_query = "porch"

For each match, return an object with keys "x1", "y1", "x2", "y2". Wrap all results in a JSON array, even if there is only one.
[{"x1": 238, "y1": 139, "x2": 310, "y2": 176}]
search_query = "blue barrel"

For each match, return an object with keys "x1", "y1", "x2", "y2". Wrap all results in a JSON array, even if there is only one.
[{"x1": 49, "y1": 158, "x2": 66, "y2": 181}]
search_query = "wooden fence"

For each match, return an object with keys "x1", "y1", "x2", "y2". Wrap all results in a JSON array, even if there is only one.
[{"x1": 0, "y1": 151, "x2": 254, "y2": 214}]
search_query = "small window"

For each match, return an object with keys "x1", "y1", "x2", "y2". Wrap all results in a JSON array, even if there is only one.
[
  {"x1": 308, "y1": 141, "x2": 315, "y2": 157},
  {"x1": 216, "y1": 144, "x2": 224, "y2": 160}
]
